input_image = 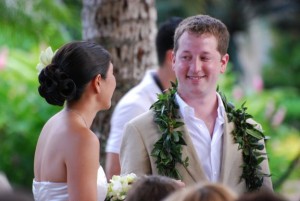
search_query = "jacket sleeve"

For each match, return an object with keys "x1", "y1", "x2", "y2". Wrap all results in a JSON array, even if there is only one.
[{"x1": 260, "y1": 138, "x2": 273, "y2": 191}]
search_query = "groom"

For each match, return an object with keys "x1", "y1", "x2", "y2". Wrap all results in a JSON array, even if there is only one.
[{"x1": 120, "y1": 14, "x2": 272, "y2": 194}]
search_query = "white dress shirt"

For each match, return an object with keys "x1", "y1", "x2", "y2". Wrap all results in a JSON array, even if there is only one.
[{"x1": 175, "y1": 92, "x2": 225, "y2": 182}]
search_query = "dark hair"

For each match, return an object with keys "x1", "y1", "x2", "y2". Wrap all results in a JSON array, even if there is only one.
[
  {"x1": 156, "y1": 17, "x2": 183, "y2": 66},
  {"x1": 38, "y1": 41, "x2": 111, "y2": 106},
  {"x1": 174, "y1": 15, "x2": 230, "y2": 56},
  {"x1": 125, "y1": 175, "x2": 181, "y2": 201}
]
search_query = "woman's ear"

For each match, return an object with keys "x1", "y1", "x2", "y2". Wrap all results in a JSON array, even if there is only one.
[{"x1": 93, "y1": 74, "x2": 102, "y2": 93}]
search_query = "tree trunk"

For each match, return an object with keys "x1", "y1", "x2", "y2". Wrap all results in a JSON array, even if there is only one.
[{"x1": 82, "y1": 0, "x2": 157, "y2": 163}]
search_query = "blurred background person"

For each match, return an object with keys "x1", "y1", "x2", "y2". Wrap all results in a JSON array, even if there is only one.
[
  {"x1": 125, "y1": 175, "x2": 183, "y2": 201},
  {"x1": 163, "y1": 182, "x2": 237, "y2": 201}
]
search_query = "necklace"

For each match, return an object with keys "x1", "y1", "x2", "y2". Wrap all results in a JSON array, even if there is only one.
[{"x1": 67, "y1": 109, "x2": 88, "y2": 128}]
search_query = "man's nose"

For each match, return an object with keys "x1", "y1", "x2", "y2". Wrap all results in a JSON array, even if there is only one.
[{"x1": 190, "y1": 57, "x2": 202, "y2": 73}]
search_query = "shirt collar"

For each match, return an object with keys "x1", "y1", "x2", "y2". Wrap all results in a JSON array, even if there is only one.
[
  {"x1": 216, "y1": 92, "x2": 225, "y2": 123},
  {"x1": 175, "y1": 92, "x2": 225, "y2": 122}
]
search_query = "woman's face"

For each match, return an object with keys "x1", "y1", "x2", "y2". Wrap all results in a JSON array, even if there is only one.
[{"x1": 100, "y1": 62, "x2": 116, "y2": 109}]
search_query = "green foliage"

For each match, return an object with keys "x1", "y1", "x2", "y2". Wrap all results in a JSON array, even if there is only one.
[
  {"x1": 263, "y1": 31, "x2": 300, "y2": 93},
  {"x1": 0, "y1": 49, "x2": 60, "y2": 188},
  {"x1": 150, "y1": 81, "x2": 188, "y2": 179},
  {"x1": 262, "y1": 31, "x2": 300, "y2": 156},
  {"x1": 0, "y1": 0, "x2": 82, "y2": 189},
  {"x1": 0, "y1": 0, "x2": 82, "y2": 50},
  {"x1": 156, "y1": 0, "x2": 204, "y2": 24}
]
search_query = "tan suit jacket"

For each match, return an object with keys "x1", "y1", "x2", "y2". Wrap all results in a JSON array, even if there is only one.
[{"x1": 120, "y1": 110, "x2": 273, "y2": 194}]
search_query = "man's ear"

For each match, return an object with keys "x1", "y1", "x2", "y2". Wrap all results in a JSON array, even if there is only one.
[
  {"x1": 93, "y1": 74, "x2": 102, "y2": 93},
  {"x1": 220, "y1": 53, "x2": 229, "y2": 74},
  {"x1": 165, "y1": 50, "x2": 173, "y2": 66}
]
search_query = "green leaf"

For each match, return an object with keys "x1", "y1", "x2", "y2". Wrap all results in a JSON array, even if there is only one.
[
  {"x1": 246, "y1": 128, "x2": 264, "y2": 140},
  {"x1": 151, "y1": 148, "x2": 160, "y2": 157},
  {"x1": 173, "y1": 131, "x2": 179, "y2": 142},
  {"x1": 174, "y1": 121, "x2": 184, "y2": 129},
  {"x1": 256, "y1": 157, "x2": 266, "y2": 165},
  {"x1": 243, "y1": 148, "x2": 250, "y2": 155}
]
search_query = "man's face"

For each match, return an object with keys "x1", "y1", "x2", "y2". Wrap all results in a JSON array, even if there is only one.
[{"x1": 172, "y1": 31, "x2": 229, "y2": 99}]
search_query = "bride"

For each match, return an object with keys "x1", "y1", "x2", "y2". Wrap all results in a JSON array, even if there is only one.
[{"x1": 33, "y1": 41, "x2": 116, "y2": 201}]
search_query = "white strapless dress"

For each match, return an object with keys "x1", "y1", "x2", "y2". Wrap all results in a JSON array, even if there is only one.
[{"x1": 32, "y1": 166, "x2": 107, "y2": 201}]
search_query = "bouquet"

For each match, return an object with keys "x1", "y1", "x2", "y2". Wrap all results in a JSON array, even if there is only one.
[{"x1": 105, "y1": 173, "x2": 137, "y2": 201}]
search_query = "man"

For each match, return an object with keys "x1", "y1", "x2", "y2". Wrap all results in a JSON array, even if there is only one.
[
  {"x1": 105, "y1": 17, "x2": 183, "y2": 179},
  {"x1": 120, "y1": 15, "x2": 272, "y2": 194}
]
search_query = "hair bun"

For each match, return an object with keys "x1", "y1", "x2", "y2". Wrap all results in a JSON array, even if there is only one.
[{"x1": 38, "y1": 63, "x2": 76, "y2": 106}]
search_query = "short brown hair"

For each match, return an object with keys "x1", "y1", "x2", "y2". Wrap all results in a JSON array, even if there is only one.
[
  {"x1": 173, "y1": 15, "x2": 230, "y2": 56},
  {"x1": 164, "y1": 183, "x2": 237, "y2": 201},
  {"x1": 125, "y1": 175, "x2": 181, "y2": 201}
]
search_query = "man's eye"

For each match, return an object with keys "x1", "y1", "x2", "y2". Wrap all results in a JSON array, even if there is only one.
[
  {"x1": 201, "y1": 57, "x2": 210, "y2": 61},
  {"x1": 181, "y1": 56, "x2": 190, "y2": 60}
]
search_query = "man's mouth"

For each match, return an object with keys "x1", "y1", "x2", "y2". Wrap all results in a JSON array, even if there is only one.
[{"x1": 187, "y1": 75, "x2": 206, "y2": 80}]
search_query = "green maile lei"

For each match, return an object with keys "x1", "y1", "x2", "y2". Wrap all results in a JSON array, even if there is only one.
[{"x1": 150, "y1": 82, "x2": 271, "y2": 192}]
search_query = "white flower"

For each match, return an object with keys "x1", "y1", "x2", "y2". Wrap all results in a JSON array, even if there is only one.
[
  {"x1": 111, "y1": 178, "x2": 122, "y2": 192},
  {"x1": 106, "y1": 173, "x2": 137, "y2": 201},
  {"x1": 36, "y1": 46, "x2": 57, "y2": 74}
]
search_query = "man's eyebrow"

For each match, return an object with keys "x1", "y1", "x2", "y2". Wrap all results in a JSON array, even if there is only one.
[{"x1": 180, "y1": 50, "x2": 191, "y2": 54}]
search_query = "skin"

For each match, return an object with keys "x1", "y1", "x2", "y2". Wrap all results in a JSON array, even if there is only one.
[
  {"x1": 105, "y1": 50, "x2": 176, "y2": 180},
  {"x1": 172, "y1": 31, "x2": 229, "y2": 135},
  {"x1": 34, "y1": 63, "x2": 116, "y2": 201},
  {"x1": 105, "y1": 153, "x2": 120, "y2": 181}
]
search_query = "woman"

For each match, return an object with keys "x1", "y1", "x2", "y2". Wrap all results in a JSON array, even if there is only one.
[{"x1": 33, "y1": 41, "x2": 116, "y2": 201}]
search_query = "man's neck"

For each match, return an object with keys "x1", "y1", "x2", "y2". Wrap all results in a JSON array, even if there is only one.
[{"x1": 179, "y1": 91, "x2": 218, "y2": 120}]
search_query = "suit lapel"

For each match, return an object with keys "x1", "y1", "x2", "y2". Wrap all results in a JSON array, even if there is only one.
[
  {"x1": 219, "y1": 114, "x2": 242, "y2": 183},
  {"x1": 179, "y1": 124, "x2": 208, "y2": 182}
]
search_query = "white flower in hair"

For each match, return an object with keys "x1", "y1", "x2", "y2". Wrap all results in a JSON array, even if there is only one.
[{"x1": 36, "y1": 46, "x2": 57, "y2": 74}]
